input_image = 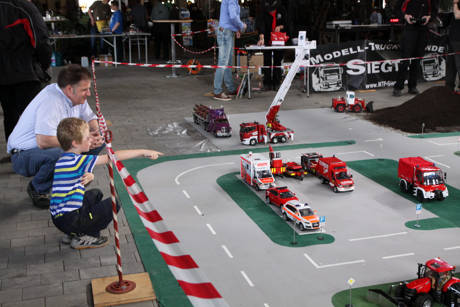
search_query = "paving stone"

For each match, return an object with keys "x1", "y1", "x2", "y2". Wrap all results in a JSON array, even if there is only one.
[
  {"x1": 22, "y1": 282, "x2": 63, "y2": 300},
  {"x1": 25, "y1": 244, "x2": 60, "y2": 256},
  {"x1": 79, "y1": 245, "x2": 115, "y2": 259},
  {"x1": 62, "y1": 279, "x2": 92, "y2": 295},
  {"x1": 2, "y1": 298, "x2": 45, "y2": 307},
  {"x1": 28, "y1": 261, "x2": 63, "y2": 275},
  {"x1": 45, "y1": 248, "x2": 81, "y2": 264},
  {"x1": 0, "y1": 288, "x2": 22, "y2": 304},
  {"x1": 79, "y1": 265, "x2": 117, "y2": 280},
  {"x1": 10, "y1": 236, "x2": 44, "y2": 248},
  {"x1": 40, "y1": 269, "x2": 79, "y2": 285},
  {"x1": 0, "y1": 267, "x2": 27, "y2": 279},
  {"x1": 63, "y1": 256, "x2": 100, "y2": 270},
  {"x1": 16, "y1": 220, "x2": 49, "y2": 231},
  {"x1": 45, "y1": 293, "x2": 89, "y2": 307},
  {"x1": 100, "y1": 252, "x2": 136, "y2": 266},
  {"x1": 8, "y1": 254, "x2": 44, "y2": 266},
  {"x1": 123, "y1": 261, "x2": 145, "y2": 275},
  {"x1": 0, "y1": 240, "x2": 10, "y2": 249},
  {"x1": 113, "y1": 301, "x2": 157, "y2": 307},
  {"x1": 1, "y1": 275, "x2": 41, "y2": 290}
]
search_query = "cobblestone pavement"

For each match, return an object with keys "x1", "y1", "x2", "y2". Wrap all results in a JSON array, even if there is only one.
[{"x1": 0, "y1": 63, "x2": 440, "y2": 306}]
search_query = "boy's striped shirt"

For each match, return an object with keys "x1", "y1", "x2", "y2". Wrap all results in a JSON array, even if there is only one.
[{"x1": 50, "y1": 152, "x2": 98, "y2": 216}]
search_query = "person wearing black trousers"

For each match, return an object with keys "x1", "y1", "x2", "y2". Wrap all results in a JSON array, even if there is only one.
[
  {"x1": 256, "y1": 0, "x2": 288, "y2": 91},
  {"x1": 446, "y1": 0, "x2": 460, "y2": 93},
  {"x1": 393, "y1": 0, "x2": 439, "y2": 97}
]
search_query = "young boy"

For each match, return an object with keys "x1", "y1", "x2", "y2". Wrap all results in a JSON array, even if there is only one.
[{"x1": 51, "y1": 117, "x2": 162, "y2": 249}]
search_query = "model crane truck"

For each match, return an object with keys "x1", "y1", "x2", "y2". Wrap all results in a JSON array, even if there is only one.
[
  {"x1": 240, "y1": 152, "x2": 275, "y2": 191},
  {"x1": 239, "y1": 31, "x2": 316, "y2": 146},
  {"x1": 398, "y1": 157, "x2": 448, "y2": 202},
  {"x1": 193, "y1": 104, "x2": 232, "y2": 137}
]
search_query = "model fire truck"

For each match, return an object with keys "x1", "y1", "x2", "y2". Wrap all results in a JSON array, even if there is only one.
[
  {"x1": 269, "y1": 145, "x2": 305, "y2": 180},
  {"x1": 332, "y1": 91, "x2": 373, "y2": 113},
  {"x1": 302, "y1": 153, "x2": 354, "y2": 192},
  {"x1": 398, "y1": 157, "x2": 448, "y2": 201},
  {"x1": 193, "y1": 104, "x2": 232, "y2": 137},
  {"x1": 240, "y1": 152, "x2": 275, "y2": 191},
  {"x1": 239, "y1": 121, "x2": 294, "y2": 146}
]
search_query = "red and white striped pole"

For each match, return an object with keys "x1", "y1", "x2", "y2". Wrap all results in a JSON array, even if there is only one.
[{"x1": 91, "y1": 59, "x2": 136, "y2": 294}]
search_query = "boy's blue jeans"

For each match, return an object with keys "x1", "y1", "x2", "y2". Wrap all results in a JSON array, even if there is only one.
[
  {"x1": 213, "y1": 28, "x2": 236, "y2": 95},
  {"x1": 11, "y1": 145, "x2": 105, "y2": 194}
]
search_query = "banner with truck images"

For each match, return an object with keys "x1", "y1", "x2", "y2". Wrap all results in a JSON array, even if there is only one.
[{"x1": 308, "y1": 37, "x2": 447, "y2": 92}]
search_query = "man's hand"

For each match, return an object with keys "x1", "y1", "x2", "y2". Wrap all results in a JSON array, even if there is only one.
[
  {"x1": 236, "y1": 31, "x2": 241, "y2": 39},
  {"x1": 422, "y1": 15, "x2": 431, "y2": 25},
  {"x1": 142, "y1": 150, "x2": 164, "y2": 160},
  {"x1": 81, "y1": 172, "x2": 94, "y2": 186},
  {"x1": 274, "y1": 25, "x2": 283, "y2": 32},
  {"x1": 405, "y1": 14, "x2": 414, "y2": 24},
  {"x1": 89, "y1": 130, "x2": 104, "y2": 149},
  {"x1": 242, "y1": 23, "x2": 247, "y2": 32}
]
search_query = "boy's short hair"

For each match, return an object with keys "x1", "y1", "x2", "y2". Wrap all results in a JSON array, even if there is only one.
[
  {"x1": 57, "y1": 118, "x2": 88, "y2": 151},
  {"x1": 110, "y1": 1, "x2": 119, "y2": 7}
]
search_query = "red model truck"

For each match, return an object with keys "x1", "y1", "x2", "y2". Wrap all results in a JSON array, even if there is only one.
[
  {"x1": 332, "y1": 91, "x2": 373, "y2": 113},
  {"x1": 193, "y1": 104, "x2": 232, "y2": 137},
  {"x1": 269, "y1": 145, "x2": 305, "y2": 180},
  {"x1": 303, "y1": 153, "x2": 354, "y2": 192},
  {"x1": 239, "y1": 121, "x2": 294, "y2": 145},
  {"x1": 398, "y1": 157, "x2": 448, "y2": 202}
]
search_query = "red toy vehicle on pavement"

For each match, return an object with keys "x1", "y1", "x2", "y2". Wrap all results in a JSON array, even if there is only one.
[
  {"x1": 269, "y1": 145, "x2": 305, "y2": 180},
  {"x1": 301, "y1": 152, "x2": 323, "y2": 176},
  {"x1": 303, "y1": 154, "x2": 354, "y2": 192},
  {"x1": 398, "y1": 157, "x2": 448, "y2": 202},
  {"x1": 332, "y1": 91, "x2": 373, "y2": 113},
  {"x1": 370, "y1": 258, "x2": 460, "y2": 307},
  {"x1": 240, "y1": 122, "x2": 293, "y2": 145},
  {"x1": 265, "y1": 186, "x2": 298, "y2": 207},
  {"x1": 240, "y1": 152, "x2": 275, "y2": 191}
]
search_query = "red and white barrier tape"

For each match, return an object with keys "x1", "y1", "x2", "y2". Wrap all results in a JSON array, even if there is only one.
[
  {"x1": 94, "y1": 51, "x2": 460, "y2": 70},
  {"x1": 91, "y1": 59, "x2": 228, "y2": 306},
  {"x1": 172, "y1": 36, "x2": 216, "y2": 55},
  {"x1": 172, "y1": 28, "x2": 211, "y2": 37}
]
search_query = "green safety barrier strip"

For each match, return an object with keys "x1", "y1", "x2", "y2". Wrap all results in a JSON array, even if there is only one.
[
  {"x1": 408, "y1": 131, "x2": 460, "y2": 139},
  {"x1": 217, "y1": 172, "x2": 334, "y2": 247},
  {"x1": 113, "y1": 140, "x2": 354, "y2": 305}
]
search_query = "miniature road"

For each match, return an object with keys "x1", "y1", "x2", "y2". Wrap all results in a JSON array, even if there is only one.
[{"x1": 135, "y1": 109, "x2": 460, "y2": 306}]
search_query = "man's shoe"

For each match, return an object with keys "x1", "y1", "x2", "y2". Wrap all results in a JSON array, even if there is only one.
[
  {"x1": 408, "y1": 88, "x2": 420, "y2": 95},
  {"x1": 213, "y1": 92, "x2": 231, "y2": 101},
  {"x1": 393, "y1": 89, "x2": 403, "y2": 97},
  {"x1": 70, "y1": 235, "x2": 109, "y2": 250},
  {"x1": 27, "y1": 182, "x2": 50, "y2": 209},
  {"x1": 227, "y1": 90, "x2": 237, "y2": 97}
]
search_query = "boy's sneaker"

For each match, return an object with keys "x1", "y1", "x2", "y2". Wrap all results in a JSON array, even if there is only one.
[
  {"x1": 27, "y1": 181, "x2": 50, "y2": 209},
  {"x1": 213, "y1": 92, "x2": 231, "y2": 101},
  {"x1": 61, "y1": 234, "x2": 75, "y2": 245},
  {"x1": 70, "y1": 235, "x2": 109, "y2": 250}
]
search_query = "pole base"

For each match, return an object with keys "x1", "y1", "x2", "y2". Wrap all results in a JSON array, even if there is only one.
[{"x1": 106, "y1": 280, "x2": 136, "y2": 294}]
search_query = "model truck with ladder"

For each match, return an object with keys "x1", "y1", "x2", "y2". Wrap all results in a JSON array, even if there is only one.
[
  {"x1": 193, "y1": 104, "x2": 232, "y2": 137},
  {"x1": 398, "y1": 157, "x2": 448, "y2": 202},
  {"x1": 302, "y1": 153, "x2": 354, "y2": 192},
  {"x1": 239, "y1": 32, "x2": 316, "y2": 146},
  {"x1": 240, "y1": 152, "x2": 275, "y2": 191}
]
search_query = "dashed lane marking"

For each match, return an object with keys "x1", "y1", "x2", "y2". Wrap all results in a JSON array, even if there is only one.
[
  {"x1": 444, "y1": 246, "x2": 460, "y2": 251},
  {"x1": 349, "y1": 232, "x2": 407, "y2": 242},
  {"x1": 335, "y1": 150, "x2": 375, "y2": 157},
  {"x1": 175, "y1": 162, "x2": 235, "y2": 185},
  {"x1": 206, "y1": 223, "x2": 216, "y2": 235},
  {"x1": 182, "y1": 190, "x2": 190, "y2": 199},
  {"x1": 241, "y1": 271, "x2": 254, "y2": 287},
  {"x1": 382, "y1": 252, "x2": 414, "y2": 260},
  {"x1": 304, "y1": 253, "x2": 365, "y2": 269},
  {"x1": 221, "y1": 245, "x2": 234, "y2": 258},
  {"x1": 423, "y1": 156, "x2": 450, "y2": 169},
  {"x1": 364, "y1": 138, "x2": 383, "y2": 142},
  {"x1": 193, "y1": 205, "x2": 204, "y2": 216}
]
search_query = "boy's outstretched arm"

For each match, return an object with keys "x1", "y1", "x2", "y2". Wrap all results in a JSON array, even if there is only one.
[{"x1": 96, "y1": 149, "x2": 163, "y2": 165}]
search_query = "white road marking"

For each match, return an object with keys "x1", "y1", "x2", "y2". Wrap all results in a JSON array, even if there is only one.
[
  {"x1": 444, "y1": 246, "x2": 460, "y2": 251},
  {"x1": 241, "y1": 271, "x2": 255, "y2": 287},
  {"x1": 364, "y1": 138, "x2": 383, "y2": 142},
  {"x1": 382, "y1": 252, "x2": 414, "y2": 260},
  {"x1": 304, "y1": 253, "x2": 365, "y2": 269},
  {"x1": 428, "y1": 140, "x2": 459, "y2": 146},
  {"x1": 222, "y1": 245, "x2": 234, "y2": 258},
  {"x1": 426, "y1": 154, "x2": 444, "y2": 158},
  {"x1": 175, "y1": 162, "x2": 235, "y2": 185},
  {"x1": 206, "y1": 223, "x2": 216, "y2": 235},
  {"x1": 264, "y1": 304, "x2": 270, "y2": 307},
  {"x1": 423, "y1": 156, "x2": 450, "y2": 169},
  {"x1": 182, "y1": 190, "x2": 190, "y2": 199},
  {"x1": 335, "y1": 150, "x2": 375, "y2": 157},
  {"x1": 349, "y1": 232, "x2": 407, "y2": 242},
  {"x1": 193, "y1": 205, "x2": 204, "y2": 216}
]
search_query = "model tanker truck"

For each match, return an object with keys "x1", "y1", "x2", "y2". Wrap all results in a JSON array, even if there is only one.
[
  {"x1": 193, "y1": 104, "x2": 232, "y2": 137},
  {"x1": 398, "y1": 157, "x2": 448, "y2": 202}
]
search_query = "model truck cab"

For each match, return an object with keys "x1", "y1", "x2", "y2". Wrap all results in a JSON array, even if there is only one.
[
  {"x1": 398, "y1": 157, "x2": 448, "y2": 201},
  {"x1": 240, "y1": 122, "x2": 268, "y2": 145},
  {"x1": 240, "y1": 152, "x2": 275, "y2": 190},
  {"x1": 316, "y1": 156, "x2": 354, "y2": 192},
  {"x1": 193, "y1": 104, "x2": 232, "y2": 137}
]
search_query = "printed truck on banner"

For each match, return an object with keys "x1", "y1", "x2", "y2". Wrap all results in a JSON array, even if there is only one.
[{"x1": 311, "y1": 64, "x2": 343, "y2": 92}]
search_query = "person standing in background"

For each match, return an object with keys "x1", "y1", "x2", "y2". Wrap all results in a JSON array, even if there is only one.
[
  {"x1": 88, "y1": 0, "x2": 111, "y2": 56},
  {"x1": 110, "y1": 1, "x2": 123, "y2": 61},
  {"x1": 0, "y1": 0, "x2": 52, "y2": 160},
  {"x1": 212, "y1": 0, "x2": 246, "y2": 101},
  {"x1": 256, "y1": 0, "x2": 287, "y2": 91},
  {"x1": 130, "y1": 0, "x2": 148, "y2": 32},
  {"x1": 446, "y1": 0, "x2": 460, "y2": 93},
  {"x1": 393, "y1": 0, "x2": 439, "y2": 97},
  {"x1": 151, "y1": 0, "x2": 170, "y2": 60}
]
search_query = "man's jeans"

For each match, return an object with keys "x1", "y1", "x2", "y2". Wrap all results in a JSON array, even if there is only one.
[
  {"x1": 11, "y1": 145, "x2": 105, "y2": 194},
  {"x1": 213, "y1": 28, "x2": 236, "y2": 95},
  {"x1": 90, "y1": 25, "x2": 105, "y2": 56}
]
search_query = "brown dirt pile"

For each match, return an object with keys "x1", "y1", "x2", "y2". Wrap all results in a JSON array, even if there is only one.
[{"x1": 368, "y1": 86, "x2": 460, "y2": 133}]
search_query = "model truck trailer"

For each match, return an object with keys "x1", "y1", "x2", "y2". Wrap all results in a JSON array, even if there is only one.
[
  {"x1": 306, "y1": 155, "x2": 354, "y2": 192},
  {"x1": 240, "y1": 152, "x2": 275, "y2": 190},
  {"x1": 193, "y1": 104, "x2": 232, "y2": 137},
  {"x1": 398, "y1": 157, "x2": 448, "y2": 201},
  {"x1": 239, "y1": 122, "x2": 294, "y2": 145}
]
